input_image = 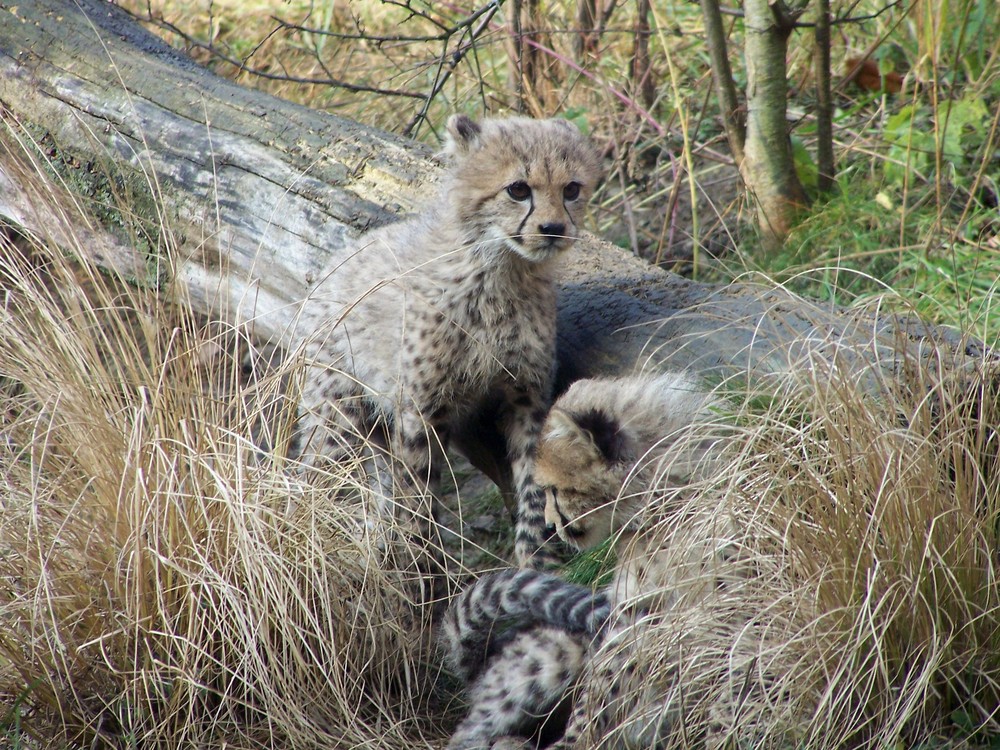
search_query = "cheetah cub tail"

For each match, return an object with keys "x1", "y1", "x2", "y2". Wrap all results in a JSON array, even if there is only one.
[{"x1": 440, "y1": 568, "x2": 611, "y2": 682}]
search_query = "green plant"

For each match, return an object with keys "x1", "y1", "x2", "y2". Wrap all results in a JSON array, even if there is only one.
[
  {"x1": 883, "y1": 94, "x2": 992, "y2": 192},
  {"x1": 910, "y1": 0, "x2": 1000, "y2": 89}
]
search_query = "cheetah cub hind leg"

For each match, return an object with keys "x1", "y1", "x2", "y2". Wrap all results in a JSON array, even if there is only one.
[
  {"x1": 446, "y1": 626, "x2": 588, "y2": 750},
  {"x1": 442, "y1": 569, "x2": 611, "y2": 750}
]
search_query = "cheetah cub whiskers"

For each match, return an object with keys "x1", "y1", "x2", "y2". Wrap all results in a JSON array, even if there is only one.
[{"x1": 295, "y1": 115, "x2": 601, "y2": 570}]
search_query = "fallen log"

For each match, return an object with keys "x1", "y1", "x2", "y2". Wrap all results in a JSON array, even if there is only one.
[{"x1": 0, "y1": 0, "x2": 988, "y2": 486}]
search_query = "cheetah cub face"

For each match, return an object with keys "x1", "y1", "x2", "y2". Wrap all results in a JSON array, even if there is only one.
[
  {"x1": 535, "y1": 405, "x2": 632, "y2": 551},
  {"x1": 534, "y1": 374, "x2": 725, "y2": 553},
  {"x1": 444, "y1": 115, "x2": 601, "y2": 263}
]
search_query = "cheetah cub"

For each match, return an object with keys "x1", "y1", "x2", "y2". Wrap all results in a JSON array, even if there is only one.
[
  {"x1": 295, "y1": 115, "x2": 601, "y2": 568},
  {"x1": 441, "y1": 373, "x2": 747, "y2": 750},
  {"x1": 536, "y1": 372, "x2": 724, "y2": 553}
]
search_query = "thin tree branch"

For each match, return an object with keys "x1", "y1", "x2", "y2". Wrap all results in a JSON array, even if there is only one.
[
  {"x1": 815, "y1": 0, "x2": 835, "y2": 192},
  {"x1": 403, "y1": 2, "x2": 503, "y2": 136},
  {"x1": 274, "y1": 1, "x2": 504, "y2": 44},
  {"x1": 714, "y1": 0, "x2": 906, "y2": 28},
  {"x1": 129, "y1": 13, "x2": 427, "y2": 99},
  {"x1": 699, "y1": 0, "x2": 746, "y2": 164}
]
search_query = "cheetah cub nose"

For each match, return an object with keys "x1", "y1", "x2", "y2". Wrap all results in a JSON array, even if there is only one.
[{"x1": 539, "y1": 222, "x2": 566, "y2": 237}]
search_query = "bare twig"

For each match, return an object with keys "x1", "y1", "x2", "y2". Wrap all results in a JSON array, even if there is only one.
[
  {"x1": 573, "y1": 0, "x2": 620, "y2": 58},
  {"x1": 128, "y1": 1, "x2": 510, "y2": 110},
  {"x1": 275, "y1": 1, "x2": 503, "y2": 44},
  {"x1": 402, "y1": 2, "x2": 503, "y2": 136},
  {"x1": 714, "y1": 0, "x2": 905, "y2": 27},
  {"x1": 510, "y1": 0, "x2": 526, "y2": 109},
  {"x1": 131, "y1": 12, "x2": 426, "y2": 98}
]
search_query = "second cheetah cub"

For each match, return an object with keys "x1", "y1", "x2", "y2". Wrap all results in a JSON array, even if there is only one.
[
  {"x1": 441, "y1": 373, "x2": 745, "y2": 750},
  {"x1": 296, "y1": 115, "x2": 601, "y2": 568},
  {"x1": 537, "y1": 372, "x2": 724, "y2": 552}
]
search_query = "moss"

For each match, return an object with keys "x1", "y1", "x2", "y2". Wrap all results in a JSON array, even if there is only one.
[{"x1": 21, "y1": 122, "x2": 165, "y2": 288}]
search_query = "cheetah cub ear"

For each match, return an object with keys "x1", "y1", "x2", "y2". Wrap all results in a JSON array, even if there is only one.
[
  {"x1": 544, "y1": 408, "x2": 635, "y2": 466},
  {"x1": 444, "y1": 114, "x2": 483, "y2": 156}
]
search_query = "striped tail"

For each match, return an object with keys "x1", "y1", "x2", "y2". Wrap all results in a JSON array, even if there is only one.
[{"x1": 440, "y1": 568, "x2": 611, "y2": 680}]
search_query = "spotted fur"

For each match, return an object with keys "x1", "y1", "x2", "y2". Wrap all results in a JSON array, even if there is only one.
[
  {"x1": 536, "y1": 372, "x2": 723, "y2": 553},
  {"x1": 441, "y1": 568, "x2": 611, "y2": 682},
  {"x1": 441, "y1": 569, "x2": 610, "y2": 750},
  {"x1": 442, "y1": 374, "x2": 754, "y2": 749},
  {"x1": 294, "y1": 115, "x2": 601, "y2": 570}
]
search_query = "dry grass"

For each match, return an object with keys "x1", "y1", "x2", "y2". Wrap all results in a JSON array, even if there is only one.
[
  {"x1": 4, "y1": 128, "x2": 1000, "y2": 747},
  {"x1": 578, "y1": 329, "x2": 1000, "y2": 748},
  {"x1": 3, "y1": 6, "x2": 999, "y2": 745},
  {"x1": 0, "y1": 135, "x2": 451, "y2": 749},
  {"x1": 751, "y1": 350, "x2": 1000, "y2": 746}
]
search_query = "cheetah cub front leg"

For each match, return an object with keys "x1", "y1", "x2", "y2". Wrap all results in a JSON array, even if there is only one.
[
  {"x1": 498, "y1": 381, "x2": 557, "y2": 567},
  {"x1": 295, "y1": 114, "x2": 601, "y2": 571}
]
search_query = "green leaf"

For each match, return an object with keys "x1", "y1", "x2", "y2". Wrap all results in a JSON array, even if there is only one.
[{"x1": 792, "y1": 135, "x2": 818, "y2": 192}]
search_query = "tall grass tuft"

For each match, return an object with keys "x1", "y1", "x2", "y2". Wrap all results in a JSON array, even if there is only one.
[
  {"x1": 600, "y1": 319, "x2": 1000, "y2": 747},
  {"x1": 775, "y1": 349, "x2": 1000, "y2": 746},
  {"x1": 0, "y1": 136, "x2": 445, "y2": 748}
]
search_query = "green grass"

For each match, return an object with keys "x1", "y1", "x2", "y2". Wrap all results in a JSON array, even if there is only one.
[
  {"x1": 720, "y1": 174, "x2": 1000, "y2": 346},
  {"x1": 561, "y1": 537, "x2": 618, "y2": 587}
]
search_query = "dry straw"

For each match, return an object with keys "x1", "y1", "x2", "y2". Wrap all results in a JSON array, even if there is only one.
[
  {"x1": 0, "y1": 129, "x2": 449, "y2": 748},
  {"x1": 3, "y1": 117, "x2": 1000, "y2": 749},
  {"x1": 572, "y1": 325, "x2": 1000, "y2": 748}
]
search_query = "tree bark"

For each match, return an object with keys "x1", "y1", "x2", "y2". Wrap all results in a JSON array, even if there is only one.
[
  {"x1": 741, "y1": 0, "x2": 809, "y2": 249},
  {"x1": 0, "y1": 0, "x2": 986, "y2": 483},
  {"x1": 699, "y1": 0, "x2": 746, "y2": 166},
  {"x1": 814, "y1": 0, "x2": 835, "y2": 192},
  {"x1": 631, "y1": 0, "x2": 655, "y2": 111}
]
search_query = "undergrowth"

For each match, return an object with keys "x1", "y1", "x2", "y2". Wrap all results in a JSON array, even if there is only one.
[
  {"x1": 734, "y1": 175, "x2": 1000, "y2": 344},
  {"x1": 0, "y1": 135, "x2": 451, "y2": 749},
  {"x1": 122, "y1": 0, "x2": 999, "y2": 341},
  {"x1": 3, "y1": 1, "x2": 1000, "y2": 747}
]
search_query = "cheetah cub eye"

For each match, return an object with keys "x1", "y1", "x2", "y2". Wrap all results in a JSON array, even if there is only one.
[
  {"x1": 507, "y1": 181, "x2": 582, "y2": 203},
  {"x1": 506, "y1": 181, "x2": 531, "y2": 201}
]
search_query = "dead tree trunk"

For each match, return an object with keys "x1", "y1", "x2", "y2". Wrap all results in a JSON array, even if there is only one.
[{"x1": 0, "y1": 1, "x2": 986, "y2": 425}]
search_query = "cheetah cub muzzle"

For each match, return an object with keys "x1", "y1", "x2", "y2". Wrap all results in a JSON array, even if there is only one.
[{"x1": 294, "y1": 114, "x2": 602, "y2": 575}]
